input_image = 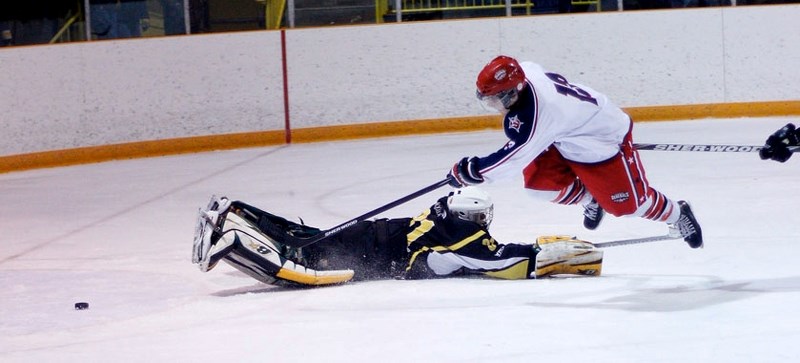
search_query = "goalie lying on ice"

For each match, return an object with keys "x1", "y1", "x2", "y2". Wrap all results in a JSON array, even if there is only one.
[{"x1": 192, "y1": 187, "x2": 603, "y2": 287}]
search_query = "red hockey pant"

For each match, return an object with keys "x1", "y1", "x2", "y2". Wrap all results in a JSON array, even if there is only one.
[{"x1": 522, "y1": 131, "x2": 651, "y2": 217}]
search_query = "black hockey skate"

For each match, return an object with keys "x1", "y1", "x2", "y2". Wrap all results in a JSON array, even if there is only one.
[
  {"x1": 669, "y1": 201, "x2": 703, "y2": 249},
  {"x1": 583, "y1": 198, "x2": 605, "y2": 230}
]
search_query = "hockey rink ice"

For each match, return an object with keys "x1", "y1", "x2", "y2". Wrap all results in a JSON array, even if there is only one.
[{"x1": 2, "y1": 117, "x2": 799, "y2": 362}]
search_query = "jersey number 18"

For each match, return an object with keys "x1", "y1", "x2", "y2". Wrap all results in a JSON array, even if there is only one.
[{"x1": 546, "y1": 72, "x2": 598, "y2": 106}]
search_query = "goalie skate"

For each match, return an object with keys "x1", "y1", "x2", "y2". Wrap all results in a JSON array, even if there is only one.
[
  {"x1": 533, "y1": 235, "x2": 603, "y2": 278},
  {"x1": 192, "y1": 195, "x2": 231, "y2": 270}
]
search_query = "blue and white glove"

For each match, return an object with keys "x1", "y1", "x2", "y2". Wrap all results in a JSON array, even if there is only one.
[{"x1": 447, "y1": 157, "x2": 484, "y2": 188}]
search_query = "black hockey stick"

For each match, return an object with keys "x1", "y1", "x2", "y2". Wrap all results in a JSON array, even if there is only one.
[
  {"x1": 282, "y1": 178, "x2": 451, "y2": 248},
  {"x1": 594, "y1": 234, "x2": 682, "y2": 248},
  {"x1": 634, "y1": 143, "x2": 800, "y2": 153}
]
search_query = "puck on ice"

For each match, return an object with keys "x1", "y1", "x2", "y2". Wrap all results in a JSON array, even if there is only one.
[{"x1": 74, "y1": 302, "x2": 89, "y2": 310}]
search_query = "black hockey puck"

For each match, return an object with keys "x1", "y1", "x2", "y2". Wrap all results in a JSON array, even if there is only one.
[{"x1": 74, "y1": 302, "x2": 89, "y2": 310}]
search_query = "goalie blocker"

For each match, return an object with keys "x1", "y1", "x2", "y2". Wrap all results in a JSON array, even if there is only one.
[{"x1": 192, "y1": 192, "x2": 603, "y2": 287}]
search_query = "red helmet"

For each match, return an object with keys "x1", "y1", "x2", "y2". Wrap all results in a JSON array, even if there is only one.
[{"x1": 476, "y1": 55, "x2": 526, "y2": 97}]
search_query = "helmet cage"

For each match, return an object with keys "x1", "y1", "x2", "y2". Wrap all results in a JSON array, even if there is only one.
[
  {"x1": 477, "y1": 87, "x2": 519, "y2": 111},
  {"x1": 454, "y1": 205, "x2": 494, "y2": 227}
]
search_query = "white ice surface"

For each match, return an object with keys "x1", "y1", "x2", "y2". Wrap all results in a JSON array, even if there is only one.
[{"x1": 2, "y1": 117, "x2": 800, "y2": 362}]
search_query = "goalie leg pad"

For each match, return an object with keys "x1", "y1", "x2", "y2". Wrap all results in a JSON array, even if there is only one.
[
  {"x1": 219, "y1": 212, "x2": 354, "y2": 286},
  {"x1": 533, "y1": 235, "x2": 603, "y2": 278}
]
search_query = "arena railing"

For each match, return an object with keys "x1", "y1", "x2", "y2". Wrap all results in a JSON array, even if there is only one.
[{"x1": 376, "y1": 0, "x2": 535, "y2": 23}]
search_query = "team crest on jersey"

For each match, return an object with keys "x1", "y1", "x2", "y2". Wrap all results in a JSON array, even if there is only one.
[
  {"x1": 508, "y1": 115, "x2": 522, "y2": 132},
  {"x1": 611, "y1": 192, "x2": 630, "y2": 203}
]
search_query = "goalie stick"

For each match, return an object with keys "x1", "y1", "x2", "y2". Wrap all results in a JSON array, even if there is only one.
[
  {"x1": 594, "y1": 234, "x2": 683, "y2": 248},
  {"x1": 281, "y1": 178, "x2": 451, "y2": 248},
  {"x1": 634, "y1": 143, "x2": 800, "y2": 153}
]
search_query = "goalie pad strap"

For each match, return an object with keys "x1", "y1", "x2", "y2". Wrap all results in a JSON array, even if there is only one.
[
  {"x1": 257, "y1": 214, "x2": 287, "y2": 244},
  {"x1": 225, "y1": 248, "x2": 281, "y2": 285}
]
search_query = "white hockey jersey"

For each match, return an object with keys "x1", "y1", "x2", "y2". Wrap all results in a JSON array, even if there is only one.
[{"x1": 476, "y1": 62, "x2": 632, "y2": 182}]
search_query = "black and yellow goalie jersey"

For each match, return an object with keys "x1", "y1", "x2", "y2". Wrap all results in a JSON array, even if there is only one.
[{"x1": 404, "y1": 197, "x2": 538, "y2": 280}]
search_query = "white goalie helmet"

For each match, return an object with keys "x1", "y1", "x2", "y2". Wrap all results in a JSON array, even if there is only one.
[{"x1": 447, "y1": 186, "x2": 494, "y2": 227}]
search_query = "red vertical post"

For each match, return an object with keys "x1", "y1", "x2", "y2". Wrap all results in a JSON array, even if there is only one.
[{"x1": 281, "y1": 29, "x2": 291, "y2": 144}]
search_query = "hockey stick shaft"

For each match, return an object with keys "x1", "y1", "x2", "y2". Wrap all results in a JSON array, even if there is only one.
[
  {"x1": 284, "y1": 178, "x2": 451, "y2": 248},
  {"x1": 346, "y1": 178, "x2": 450, "y2": 228},
  {"x1": 594, "y1": 234, "x2": 682, "y2": 248},
  {"x1": 634, "y1": 143, "x2": 800, "y2": 153}
]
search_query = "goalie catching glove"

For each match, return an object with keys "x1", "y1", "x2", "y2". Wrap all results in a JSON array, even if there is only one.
[
  {"x1": 532, "y1": 235, "x2": 603, "y2": 278},
  {"x1": 448, "y1": 156, "x2": 484, "y2": 188},
  {"x1": 760, "y1": 123, "x2": 800, "y2": 163}
]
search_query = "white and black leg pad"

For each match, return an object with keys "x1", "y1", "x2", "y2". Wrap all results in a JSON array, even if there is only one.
[{"x1": 218, "y1": 213, "x2": 354, "y2": 286}]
